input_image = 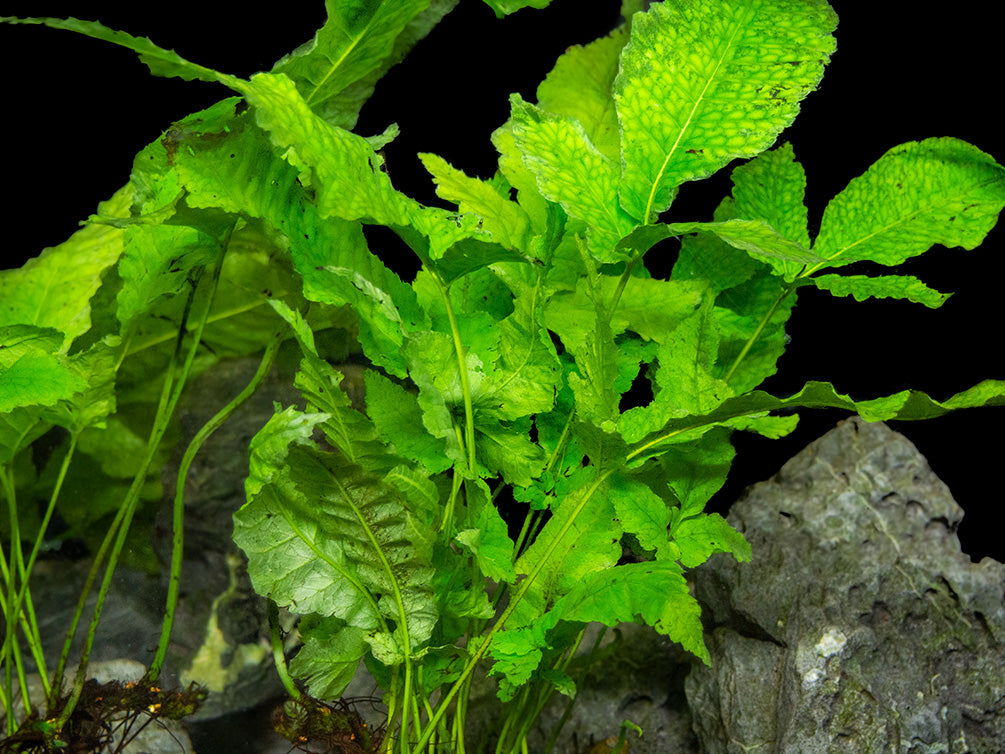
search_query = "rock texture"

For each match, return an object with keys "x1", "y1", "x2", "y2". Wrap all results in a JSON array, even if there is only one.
[{"x1": 687, "y1": 417, "x2": 1005, "y2": 754}]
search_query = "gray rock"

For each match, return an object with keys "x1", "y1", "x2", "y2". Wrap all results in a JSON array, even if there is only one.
[{"x1": 688, "y1": 417, "x2": 1005, "y2": 754}]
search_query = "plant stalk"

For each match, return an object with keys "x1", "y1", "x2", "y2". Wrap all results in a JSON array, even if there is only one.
[{"x1": 146, "y1": 330, "x2": 282, "y2": 681}]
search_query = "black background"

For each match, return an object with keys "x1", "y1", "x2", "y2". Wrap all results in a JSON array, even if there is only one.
[{"x1": 2, "y1": 2, "x2": 1002, "y2": 561}]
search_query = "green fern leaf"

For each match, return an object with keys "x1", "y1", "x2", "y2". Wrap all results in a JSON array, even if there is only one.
[{"x1": 616, "y1": 0, "x2": 836, "y2": 223}]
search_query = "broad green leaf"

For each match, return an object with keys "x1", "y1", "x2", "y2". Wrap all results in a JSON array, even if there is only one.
[
  {"x1": 235, "y1": 72, "x2": 412, "y2": 227},
  {"x1": 364, "y1": 369, "x2": 451, "y2": 474},
  {"x1": 269, "y1": 300, "x2": 391, "y2": 472},
  {"x1": 401, "y1": 330, "x2": 469, "y2": 468},
  {"x1": 651, "y1": 298, "x2": 729, "y2": 414},
  {"x1": 550, "y1": 560, "x2": 709, "y2": 664},
  {"x1": 235, "y1": 407, "x2": 438, "y2": 653},
  {"x1": 383, "y1": 464, "x2": 442, "y2": 528},
  {"x1": 115, "y1": 224, "x2": 219, "y2": 329},
  {"x1": 668, "y1": 511, "x2": 751, "y2": 568},
  {"x1": 41, "y1": 344, "x2": 118, "y2": 433},
  {"x1": 670, "y1": 220, "x2": 823, "y2": 274},
  {"x1": 536, "y1": 26, "x2": 628, "y2": 161},
  {"x1": 714, "y1": 273, "x2": 794, "y2": 393},
  {"x1": 0, "y1": 336, "x2": 87, "y2": 414},
  {"x1": 607, "y1": 474, "x2": 672, "y2": 559},
  {"x1": 510, "y1": 470, "x2": 622, "y2": 628},
  {"x1": 419, "y1": 153, "x2": 532, "y2": 251},
  {"x1": 272, "y1": 0, "x2": 434, "y2": 129},
  {"x1": 810, "y1": 273, "x2": 950, "y2": 309},
  {"x1": 564, "y1": 304, "x2": 620, "y2": 429},
  {"x1": 659, "y1": 428, "x2": 735, "y2": 515},
  {"x1": 730, "y1": 142, "x2": 811, "y2": 279},
  {"x1": 810, "y1": 138, "x2": 1005, "y2": 271},
  {"x1": 618, "y1": 299, "x2": 732, "y2": 442},
  {"x1": 0, "y1": 327, "x2": 115, "y2": 436},
  {"x1": 509, "y1": 95, "x2": 635, "y2": 261},
  {"x1": 165, "y1": 100, "x2": 423, "y2": 373},
  {"x1": 432, "y1": 239, "x2": 530, "y2": 288},
  {"x1": 487, "y1": 628, "x2": 543, "y2": 699},
  {"x1": 1, "y1": 186, "x2": 130, "y2": 350},
  {"x1": 455, "y1": 478, "x2": 517, "y2": 584},
  {"x1": 488, "y1": 290, "x2": 563, "y2": 419},
  {"x1": 616, "y1": 0, "x2": 836, "y2": 222},
  {"x1": 482, "y1": 0, "x2": 552, "y2": 17},
  {"x1": 0, "y1": 16, "x2": 240, "y2": 87},
  {"x1": 490, "y1": 124, "x2": 556, "y2": 238},
  {"x1": 235, "y1": 407, "x2": 377, "y2": 622},
  {"x1": 670, "y1": 197, "x2": 762, "y2": 295},
  {"x1": 288, "y1": 617, "x2": 368, "y2": 700},
  {"x1": 475, "y1": 416, "x2": 545, "y2": 487},
  {"x1": 618, "y1": 218, "x2": 824, "y2": 280},
  {"x1": 545, "y1": 275, "x2": 703, "y2": 347}
]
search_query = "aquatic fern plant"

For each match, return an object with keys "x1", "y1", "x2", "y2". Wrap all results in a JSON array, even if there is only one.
[{"x1": 2, "y1": 2, "x2": 1004, "y2": 752}]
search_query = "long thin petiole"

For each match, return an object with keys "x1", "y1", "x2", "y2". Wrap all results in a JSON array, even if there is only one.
[
  {"x1": 146, "y1": 330, "x2": 283, "y2": 681},
  {"x1": 56, "y1": 251, "x2": 226, "y2": 730}
]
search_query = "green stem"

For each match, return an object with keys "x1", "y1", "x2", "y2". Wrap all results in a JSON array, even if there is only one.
[
  {"x1": 2, "y1": 466, "x2": 25, "y2": 727},
  {"x1": 608, "y1": 252, "x2": 642, "y2": 316},
  {"x1": 55, "y1": 254, "x2": 225, "y2": 730},
  {"x1": 541, "y1": 627, "x2": 604, "y2": 754},
  {"x1": 435, "y1": 272, "x2": 476, "y2": 474},
  {"x1": 267, "y1": 599, "x2": 301, "y2": 700},
  {"x1": 146, "y1": 330, "x2": 283, "y2": 681},
  {"x1": 0, "y1": 466, "x2": 48, "y2": 730},
  {"x1": 4, "y1": 434, "x2": 79, "y2": 710},
  {"x1": 409, "y1": 470, "x2": 614, "y2": 754}
]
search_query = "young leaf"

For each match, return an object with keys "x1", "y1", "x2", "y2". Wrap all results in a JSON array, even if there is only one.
[
  {"x1": 115, "y1": 224, "x2": 219, "y2": 329},
  {"x1": 535, "y1": 25, "x2": 629, "y2": 161},
  {"x1": 419, "y1": 153, "x2": 533, "y2": 252},
  {"x1": 269, "y1": 299, "x2": 391, "y2": 472},
  {"x1": 510, "y1": 470, "x2": 622, "y2": 628},
  {"x1": 455, "y1": 478, "x2": 517, "y2": 584},
  {"x1": 606, "y1": 473, "x2": 672, "y2": 560},
  {"x1": 482, "y1": 0, "x2": 553, "y2": 17},
  {"x1": 544, "y1": 275, "x2": 703, "y2": 347},
  {"x1": 659, "y1": 428, "x2": 736, "y2": 516},
  {"x1": 714, "y1": 273, "x2": 795, "y2": 393},
  {"x1": 668, "y1": 510, "x2": 751, "y2": 568},
  {"x1": 616, "y1": 0, "x2": 837, "y2": 223},
  {"x1": 164, "y1": 102, "x2": 424, "y2": 374},
  {"x1": 508, "y1": 95, "x2": 636, "y2": 261},
  {"x1": 475, "y1": 416, "x2": 545, "y2": 488},
  {"x1": 618, "y1": 299, "x2": 731, "y2": 442},
  {"x1": 490, "y1": 124, "x2": 556, "y2": 238},
  {"x1": 670, "y1": 198, "x2": 763, "y2": 295},
  {"x1": 810, "y1": 137, "x2": 1005, "y2": 272},
  {"x1": 650, "y1": 297, "x2": 730, "y2": 415},
  {"x1": 809, "y1": 273, "x2": 950, "y2": 309}
]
